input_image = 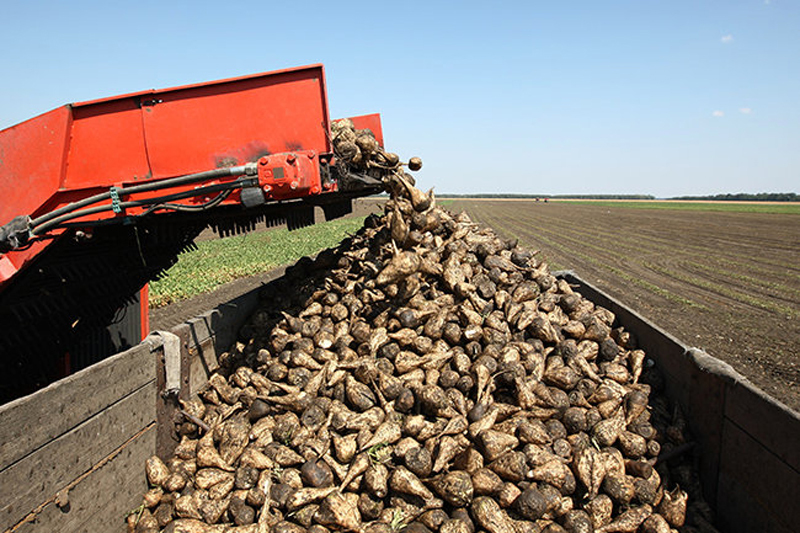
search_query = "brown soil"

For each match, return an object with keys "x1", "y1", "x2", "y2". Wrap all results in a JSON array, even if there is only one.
[{"x1": 450, "y1": 199, "x2": 800, "y2": 412}]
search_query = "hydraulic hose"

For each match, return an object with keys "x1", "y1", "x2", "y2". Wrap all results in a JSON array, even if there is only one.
[
  {"x1": 29, "y1": 163, "x2": 257, "y2": 231},
  {"x1": 32, "y1": 179, "x2": 254, "y2": 235}
]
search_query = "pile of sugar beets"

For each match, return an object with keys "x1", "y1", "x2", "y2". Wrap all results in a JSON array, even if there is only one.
[{"x1": 132, "y1": 122, "x2": 719, "y2": 533}]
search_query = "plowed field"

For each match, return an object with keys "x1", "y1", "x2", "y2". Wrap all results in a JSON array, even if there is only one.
[{"x1": 448, "y1": 199, "x2": 800, "y2": 411}]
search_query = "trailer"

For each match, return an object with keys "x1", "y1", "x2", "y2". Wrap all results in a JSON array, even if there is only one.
[{"x1": 0, "y1": 269, "x2": 797, "y2": 532}]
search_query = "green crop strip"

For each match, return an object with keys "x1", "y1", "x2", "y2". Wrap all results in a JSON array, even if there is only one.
[{"x1": 149, "y1": 216, "x2": 366, "y2": 307}]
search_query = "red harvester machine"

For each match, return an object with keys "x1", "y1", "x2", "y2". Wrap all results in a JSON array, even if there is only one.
[{"x1": 0, "y1": 65, "x2": 390, "y2": 401}]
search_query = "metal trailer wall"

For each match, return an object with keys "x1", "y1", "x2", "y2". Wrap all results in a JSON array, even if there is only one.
[
  {"x1": 557, "y1": 271, "x2": 800, "y2": 533},
  {"x1": 2, "y1": 267, "x2": 798, "y2": 532}
]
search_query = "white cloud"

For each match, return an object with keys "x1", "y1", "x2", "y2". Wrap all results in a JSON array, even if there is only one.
[
  {"x1": 712, "y1": 110, "x2": 725, "y2": 117},
  {"x1": 721, "y1": 34, "x2": 734, "y2": 44},
  {"x1": 739, "y1": 107, "x2": 753, "y2": 114}
]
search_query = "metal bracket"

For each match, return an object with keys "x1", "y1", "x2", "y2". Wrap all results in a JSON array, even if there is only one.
[
  {"x1": 0, "y1": 215, "x2": 32, "y2": 253},
  {"x1": 109, "y1": 187, "x2": 122, "y2": 214},
  {"x1": 147, "y1": 331, "x2": 182, "y2": 397}
]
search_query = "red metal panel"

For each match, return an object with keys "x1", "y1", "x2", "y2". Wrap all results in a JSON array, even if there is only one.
[
  {"x1": 348, "y1": 113, "x2": 384, "y2": 148},
  {"x1": 0, "y1": 106, "x2": 71, "y2": 224},
  {"x1": 141, "y1": 66, "x2": 331, "y2": 178},
  {"x1": 0, "y1": 108, "x2": 72, "y2": 279},
  {"x1": 63, "y1": 65, "x2": 330, "y2": 185},
  {"x1": 0, "y1": 256, "x2": 16, "y2": 280},
  {"x1": 140, "y1": 285, "x2": 149, "y2": 339},
  {"x1": 65, "y1": 98, "x2": 151, "y2": 188}
]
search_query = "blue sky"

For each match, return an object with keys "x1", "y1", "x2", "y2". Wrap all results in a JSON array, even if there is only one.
[{"x1": 1, "y1": 1, "x2": 797, "y2": 197}]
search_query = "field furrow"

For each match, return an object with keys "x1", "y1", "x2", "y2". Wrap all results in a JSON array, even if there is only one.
[
  {"x1": 466, "y1": 205, "x2": 771, "y2": 313},
  {"x1": 474, "y1": 206, "x2": 800, "y2": 314},
  {"x1": 474, "y1": 207, "x2": 711, "y2": 309},
  {"x1": 460, "y1": 200, "x2": 800, "y2": 282}
]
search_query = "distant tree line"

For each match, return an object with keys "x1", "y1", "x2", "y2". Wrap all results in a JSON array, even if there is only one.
[
  {"x1": 407, "y1": 192, "x2": 799, "y2": 201},
  {"x1": 669, "y1": 192, "x2": 799, "y2": 202},
  {"x1": 551, "y1": 194, "x2": 655, "y2": 200}
]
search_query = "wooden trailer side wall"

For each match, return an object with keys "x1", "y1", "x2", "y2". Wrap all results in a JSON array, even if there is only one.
[
  {"x1": 557, "y1": 271, "x2": 800, "y2": 533},
  {"x1": 0, "y1": 341, "x2": 159, "y2": 532},
  {"x1": 0, "y1": 273, "x2": 269, "y2": 532},
  {"x1": 4, "y1": 265, "x2": 798, "y2": 533}
]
